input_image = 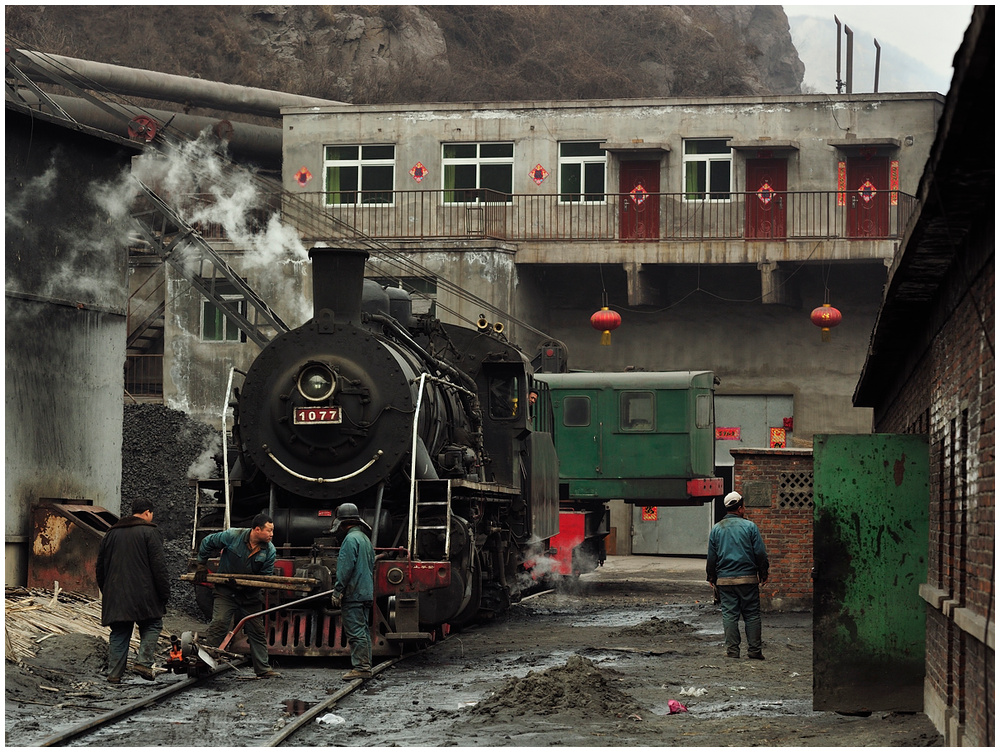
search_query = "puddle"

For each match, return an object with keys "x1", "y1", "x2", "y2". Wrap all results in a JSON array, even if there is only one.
[{"x1": 281, "y1": 698, "x2": 317, "y2": 715}]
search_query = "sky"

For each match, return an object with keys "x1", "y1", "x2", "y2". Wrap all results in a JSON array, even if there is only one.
[{"x1": 784, "y1": 3, "x2": 974, "y2": 86}]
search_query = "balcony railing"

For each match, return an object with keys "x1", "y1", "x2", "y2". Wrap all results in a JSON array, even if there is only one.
[{"x1": 290, "y1": 189, "x2": 917, "y2": 243}]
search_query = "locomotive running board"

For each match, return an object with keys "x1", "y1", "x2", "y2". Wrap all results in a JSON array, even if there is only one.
[{"x1": 385, "y1": 631, "x2": 435, "y2": 641}]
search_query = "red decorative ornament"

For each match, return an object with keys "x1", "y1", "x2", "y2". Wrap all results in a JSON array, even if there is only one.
[
  {"x1": 591, "y1": 306, "x2": 621, "y2": 346},
  {"x1": 810, "y1": 302, "x2": 842, "y2": 342}
]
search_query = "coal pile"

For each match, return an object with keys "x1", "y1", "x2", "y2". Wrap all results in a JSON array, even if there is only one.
[
  {"x1": 470, "y1": 655, "x2": 645, "y2": 720},
  {"x1": 122, "y1": 403, "x2": 221, "y2": 618}
]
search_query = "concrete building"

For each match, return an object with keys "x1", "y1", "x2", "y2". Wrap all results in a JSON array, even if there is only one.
[
  {"x1": 854, "y1": 8, "x2": 994, "y2": 745},
  {"x1": 160, "y1": 92, "x2": 944, "y2": 480},
  {"x1": 5, "y1": 103, "x2": 139, "y2": 583}
]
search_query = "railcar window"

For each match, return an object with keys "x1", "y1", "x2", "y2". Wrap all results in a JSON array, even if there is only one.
[
  {"x1": 563, "y1": 396, "x2": 591, "y2": 427},
  {"x1": 620, "y1": 391, "x2": 655, "y2": 432},
  {"x1": 696, "y1": 393, "x2": 713, "y2": 429}
]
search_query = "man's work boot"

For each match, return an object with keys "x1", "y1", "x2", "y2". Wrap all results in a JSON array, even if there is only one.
[
  {"x1": 342, "y1": 668, "x2": 373, "y2": 681},
  {"x1": 748, "y1": 652, "x2": 765, "y2": 660}
]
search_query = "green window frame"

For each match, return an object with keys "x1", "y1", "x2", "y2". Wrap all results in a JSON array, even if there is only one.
[
  {"x1": 559, "y1": 141, "x2": 606, "y2": 203},
  {"x1": 202, "y1": 295, "x2": 248, "y2": 343},
  {"x1": 683, "y1": 138, "x2": 732, "y2": 201},
  {"x1": 324, "y1": 144, "x2": 395, "y2": 206},
  {"x1": 442, "y1": 142, "x2": 513, "y2": 203}
]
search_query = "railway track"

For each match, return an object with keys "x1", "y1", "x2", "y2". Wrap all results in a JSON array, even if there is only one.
[{"x1": 30, "y1": 656, "x2": 404, "y2": 747}]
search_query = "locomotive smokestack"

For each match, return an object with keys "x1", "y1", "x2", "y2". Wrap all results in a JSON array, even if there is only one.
[{"x1": 309, "y1": 246, "x2": 370, "y2": 326}]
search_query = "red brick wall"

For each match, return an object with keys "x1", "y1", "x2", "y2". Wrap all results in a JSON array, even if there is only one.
[
  {"x1": 731, "y1": 448, "x2": 814, "y2": 611},
  {"x1": 868, "y1": 231, "x2": 994, "y2": 744}
]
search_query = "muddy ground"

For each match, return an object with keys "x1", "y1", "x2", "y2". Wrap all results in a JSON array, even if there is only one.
[{"x1": 5, "y1": 555, "x2": 942, "y2": 747}]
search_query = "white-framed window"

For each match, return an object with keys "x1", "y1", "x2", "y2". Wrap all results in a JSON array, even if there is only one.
[
  {"x1": 324, "y1": 144, "x2": 395, "y2": 206},
  {"x1": 558, "y1": 141, "x2": 606, "y2": 203},
  {"x1": 683, "y1": 139, "x2": 732, "y2": 201},
  {"x1": 202, "y1": 294, "x2": 248, "y2": 343},
  {"x1": 442, "y1": 142, "x2": 513, "y2": 203}
]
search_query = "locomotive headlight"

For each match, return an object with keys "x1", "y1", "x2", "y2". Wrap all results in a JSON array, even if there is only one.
[{"x1": 297, "y1": 363, "x2": 336, "y2": 402}]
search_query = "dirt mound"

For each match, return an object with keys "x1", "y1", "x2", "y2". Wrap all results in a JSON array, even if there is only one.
[
  {"x1": 469, "y1": 655, "x2": 645, "y2": 720},
  {"x1": 611, "y1": 616, "x2": 697, "y2": 639}
]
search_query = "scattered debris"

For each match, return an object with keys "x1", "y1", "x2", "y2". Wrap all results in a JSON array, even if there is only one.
[
  {"x1": 679, "y1": 686, "x2": 708, "y2": 697},
  {"x1": 667, "y1": 700, "x2": 689, "y2": 714}
]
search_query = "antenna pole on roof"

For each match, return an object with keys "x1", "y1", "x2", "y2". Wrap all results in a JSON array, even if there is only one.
[{"x1": 835, "y1": 15, "x2": 845, "y2": 94}]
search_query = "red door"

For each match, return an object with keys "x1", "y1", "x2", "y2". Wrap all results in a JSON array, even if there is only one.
[
  {"x1": 745, "y1": 158, "x2": 787, "y2": 239},
  {"x1": 846, "y1": 157, "x2": 890, "y2": 237},
  {"x1": 619, "y1": 161, "x2": 659, "y2": 240}
]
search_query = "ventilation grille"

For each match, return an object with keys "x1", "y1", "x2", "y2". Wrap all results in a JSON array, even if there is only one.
[{"x1": 778, "y1": 471, "x2": 813, "y2": 509}]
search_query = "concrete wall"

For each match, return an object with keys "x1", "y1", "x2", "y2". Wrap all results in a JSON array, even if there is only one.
[
  {"x1": 283, "y1": 93, "x2": 943, "y2": 199},
  {"x1": 5, "y1": 112, "x2": 133, "y2": 585}
]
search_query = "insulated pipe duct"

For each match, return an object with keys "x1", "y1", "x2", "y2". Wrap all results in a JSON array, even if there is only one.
[
  {"x1": 7, "y1": 90, "x2": 282, "y2": 166},
  {"x1": 10, "y1": 48, "x2": 342, "y2": 118}
]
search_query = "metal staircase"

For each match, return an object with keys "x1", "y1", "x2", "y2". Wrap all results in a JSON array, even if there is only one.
[{"x1": 129, "y1": 180, "x2": 289, "y2": 348}]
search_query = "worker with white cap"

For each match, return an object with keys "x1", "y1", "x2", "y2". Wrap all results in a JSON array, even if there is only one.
[{"x1": 707, "y1": 490, "x2": 770, "y2": 659}]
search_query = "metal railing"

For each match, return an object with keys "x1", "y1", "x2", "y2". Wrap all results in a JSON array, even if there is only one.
[
  {"x1": 125, "y1": 354, "x2": 163, "y2": 398},
  {"x1": 290, "y1": 189, "x2": 917, "y2": 243}
]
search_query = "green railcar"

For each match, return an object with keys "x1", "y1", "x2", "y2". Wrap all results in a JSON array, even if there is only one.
[{"x1": 536, "y1": 371, "x2": 722, "y2": 504}]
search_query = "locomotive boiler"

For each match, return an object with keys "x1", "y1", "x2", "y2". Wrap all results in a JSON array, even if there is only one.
[{"x1": 196, "y1": 246, "x2": 559, "y2": 657}]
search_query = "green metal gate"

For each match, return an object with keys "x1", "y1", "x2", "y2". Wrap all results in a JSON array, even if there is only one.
[{"x1": 812, "y1": 434, "x2": 929, "y2": 712}]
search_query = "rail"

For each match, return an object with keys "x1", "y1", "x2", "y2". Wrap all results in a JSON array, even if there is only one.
[
  {"x1": 124, "y1": 354, "x2": 163, "y2": 398},
  {"x1": 286, "y1": 189, "x2": 918, "y2": 242}
]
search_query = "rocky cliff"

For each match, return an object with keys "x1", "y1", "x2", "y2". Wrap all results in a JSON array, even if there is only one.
[{"x1": 6, "y1": 5, "x2": 803, "y2": 107}]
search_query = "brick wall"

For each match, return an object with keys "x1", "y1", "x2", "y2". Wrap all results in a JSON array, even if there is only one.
[
  {"x1": 731, "y1": 448, "x2": 814, "y2": 611},
  {"x1": 873, "y1": 249, "x2": 994, "y2": 745}
]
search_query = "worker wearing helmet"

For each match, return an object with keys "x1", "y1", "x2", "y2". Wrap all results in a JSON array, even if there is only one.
[
  {"x1": 330, "y1": 503, "x2": 375, "y2": 680},
  {"x1": 707, "y1": 491, "x2": 770, "y2": 659}
]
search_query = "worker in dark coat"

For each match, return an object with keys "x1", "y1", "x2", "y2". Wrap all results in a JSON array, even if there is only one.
[
  {"x1": 96, "y1": 499, "x2": 170, "y2": 682},
  {"x1": 195, "y1": 512, "x2": 279, "y2": 678},
  {"x1": 329, "y1": 503, "x2": 375, "y2": 681},
  {"x1": 707, "y1": 491, "x2": 770, "y2": 660}
]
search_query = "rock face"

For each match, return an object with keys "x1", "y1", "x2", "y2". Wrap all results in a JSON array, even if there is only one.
[{"x1": 6, "y1": 5, "x2": 803, "y2": 105}]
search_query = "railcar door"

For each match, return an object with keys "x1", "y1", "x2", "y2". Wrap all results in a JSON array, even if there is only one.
[
  {"x1": 619, "y1": 161, "x2": 660, "y2": 240},
  {"x1": 812, "y1": 434, "x2": 929, "y2": 712},
  {"x1": 551, "y1": 389, "x2": 603, "y2": 480}
]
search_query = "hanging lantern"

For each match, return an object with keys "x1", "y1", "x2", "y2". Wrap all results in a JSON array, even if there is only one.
[
  {"x1": 591, "y1": 306, "x2": 621, "y2": 345},
  {"x1": 810, "y1": 302, "x2": 842, "y2": 342}
]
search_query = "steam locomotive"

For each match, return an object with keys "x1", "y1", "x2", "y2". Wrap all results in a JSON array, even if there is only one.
[{"x1": 197, "y1": 246, "x2": 560, "y2": 657}]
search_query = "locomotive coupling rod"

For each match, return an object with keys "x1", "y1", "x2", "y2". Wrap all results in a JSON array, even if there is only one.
[{"x1": 218, "y1": 588, "x2": 340, "y2": 652}]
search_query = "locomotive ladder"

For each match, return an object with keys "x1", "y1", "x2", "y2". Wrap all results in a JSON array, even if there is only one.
[
  {"x1": 129, "y1": 179, "x2": 289, "y2": 348},
  {"x1": 412, "y1": 479, "x2": 454, "y2": 560}
]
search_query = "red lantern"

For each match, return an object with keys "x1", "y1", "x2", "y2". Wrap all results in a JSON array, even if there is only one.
[
  {"x1": 810, "y1": 303, "x2": 842, "y2": 342},
  {"x1": 591, "y1": 306, "x2": 621, "y2": 345}
]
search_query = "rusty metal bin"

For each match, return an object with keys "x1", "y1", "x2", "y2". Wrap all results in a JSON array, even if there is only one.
[{"x1": 28, "y1": 499, "x2": 118, "y2": 597}]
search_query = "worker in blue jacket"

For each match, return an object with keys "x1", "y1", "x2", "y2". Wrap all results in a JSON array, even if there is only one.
[
  {"x1": 707, "y1": 491, "x2": 770, "y2": 660},
  {"x1": 329, "y1": 503, "x2": 375, "y2": 680},
  {"x1": 195, "y1": 513, "x2": 280, "y2": 678}
]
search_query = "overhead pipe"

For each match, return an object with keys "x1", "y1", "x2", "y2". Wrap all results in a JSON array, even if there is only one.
[
  {"x1": 9, "y1": 48, "x2": 343, "y2": 118},
  {"x1": 7, "y1": 89, "x2": 282, "y2": 166}
]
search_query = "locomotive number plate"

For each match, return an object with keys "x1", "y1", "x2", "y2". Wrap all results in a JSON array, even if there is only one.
[{"x1": 293, "y1": 406, "x2": 342, "y2": 425}]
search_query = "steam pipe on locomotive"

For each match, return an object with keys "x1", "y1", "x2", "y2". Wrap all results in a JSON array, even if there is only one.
[{"x1": 191, "y1": 245, "x2": 560, "y2": 658}]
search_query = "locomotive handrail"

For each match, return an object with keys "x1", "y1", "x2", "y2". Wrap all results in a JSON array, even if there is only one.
[
  {"x1": 263, "y1": 447, "x2": 383, "y2": 483},
  {"x1": 407, "y1": 374, "x2": 427, "y2": 557}
]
